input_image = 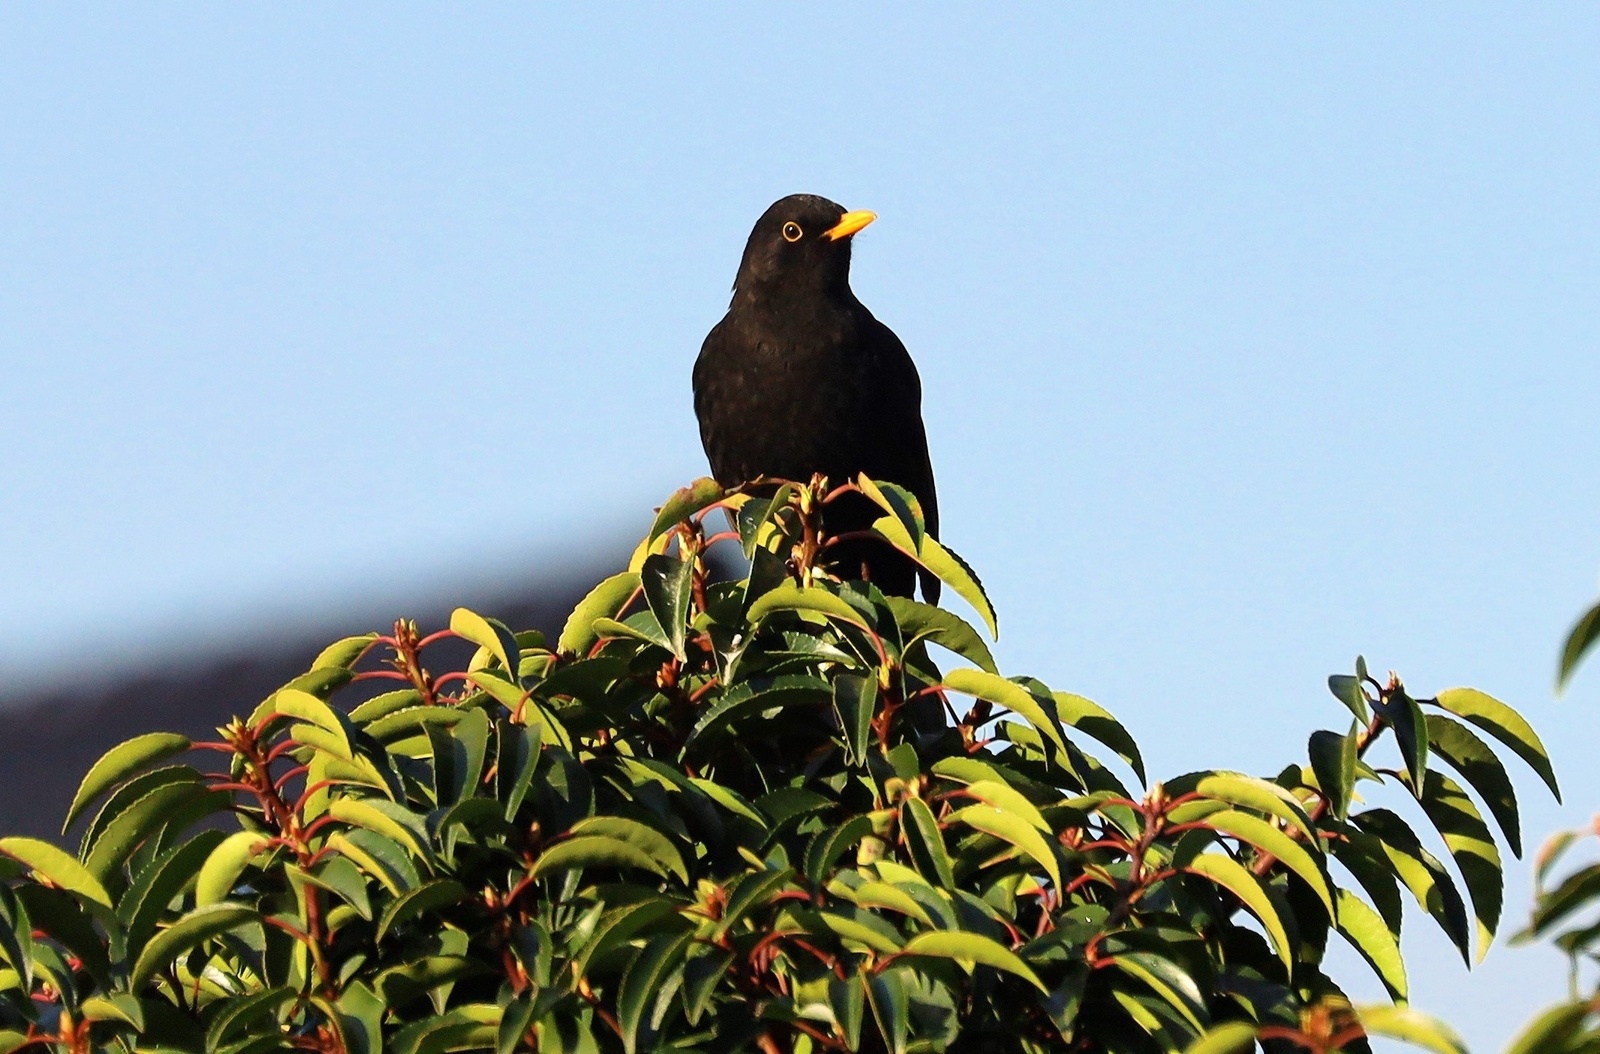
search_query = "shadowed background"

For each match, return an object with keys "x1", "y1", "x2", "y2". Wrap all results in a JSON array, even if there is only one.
[{"x1": 3, "y1": 8, "x2": 1600, "y2": 1048}]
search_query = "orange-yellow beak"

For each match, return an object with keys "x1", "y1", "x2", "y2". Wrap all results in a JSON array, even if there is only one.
[{"x1": 822, "y1": 210, "x2": 877, "y2": 241}]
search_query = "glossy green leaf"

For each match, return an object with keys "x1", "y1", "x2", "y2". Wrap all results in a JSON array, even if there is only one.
[
  {"x1": 1354, "y1": 1004, "x2": 1467, "y2": 1054},
  {"x1": 857, "y1": 474, "x2": 926, "y2": 552},
  {"x1": 81, "y1": 992, "x2": 144, "y2": 1029},
  {"x1": 1430, "y1": 687, "x2": 1559, "y2": 802},
  {"x1": 1336, "y1": 889, "x2": 1406, "y2": 1001},
  {"x1": 885, "y1": 597, "x2": 997, "y2": 674},
  {"x1": 82, "y1": 768, "x2": 209, "y2": 883},
  {"x1": 715, "y1": 868, "x2": 795, "y2": 938},
  {"x1": 451, "y1": 607, "x2": 521, "y2": 675},
  {"x1": 871, "y1": 515, "x2": 997, "y2": 639},
  {"x1": 569, "y1": 816, "x2": 687, "y2": 882},
  {"x1": 1427, "y1": 713, "x2": 1521, "y2": 858},
  {"x1": 120, "y1": 829, "x2": 226, "y2": 955},
  {"x1": 1191, "y1": 772, "x2": 1316, "y2": 839},
  {"x1": 1200, "y1": 809, "x2": 1332, "y2": 916},
  {"x1": 0, "y1": 837, "x2": 110, "y2": 908},
  {"x1": 901, "y1": 797, "x2": 955, "y2": 888},
  {"x1": 1412, "y1": 769, "x2": 1502, "y2": 961},
  {"x1": 806, "y1": 818, "x2": 874, "y2": 887},
  {"x1": 950, "y1": 804, "x2": 1061, "y2": 891},
  {"x1": 1052, "y1": 692, "x2": 1145, "y2": 784},
  {"x1": 1327, "y1": 673, "x2": 1370, "y2": 723},
  {"x1": 901, "y1": 931, "x2": 1045, "y2": 991},
  {"x1": 557, "y1": 571, "x2": 641, "y2": 656},
  {"x1": 205, "y1": 987, "x2": 296, "y2": 1054},
  {"x1": 62, "y1": 732, "x2": 191, "y2": 834},
  {"x1": 195, "y1": 831, "x2": 273, "y2": 905},
  {"x1": 688, "y1": 675, "x2": 833, "y2": 746},
  {"x1": 1351, "y1": 810, "x2": 1473, "y2": 962},
  {"x1": 747, "y1": 579, "x2": 870, "y2": 628},
  {"x1": 1308, "y1": 723, "x2": 1358, "y2": 822},
  {"x1": 943, "y1": 669, "x2": 1067, "y2": 762},
  {"x1": 131, "y1": 903, "x2": 258, "y2": 991},
  {"x1": 1375, "y1": 685, "x2": 1428, "y2": 793},
  {"x1": 832, "y1": 673, "x2": 876, "y2": 765},
  {"x1": 648, "y1": 477, "x2": 723, "y2": 543},
  {"x1": 312, "y1": 633, "x2": 379, "y2": 671},
  {"x1": 618, "y1": 929, "x2": 693, "y2": 1054},
  {"x1": 377, "y1": 879, "x2": 467, "y2": 943},
  {"x1": 531, "y1": 835, "x2": 670, "y2": 883},
  {"x1": 1109, "y1": 952, "x2": 1208, "y2": 1033},
  {"x1": 1183, "y1": 852, "x2": 1292, "y2": 972},
  {"x1": 641, "y1": 553, "x2": 693, "y2": 661}
]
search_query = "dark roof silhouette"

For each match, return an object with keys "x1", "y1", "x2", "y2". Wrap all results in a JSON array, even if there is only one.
[{"x1": 0, "y1": 557, "x2": 617, "y2": 841}]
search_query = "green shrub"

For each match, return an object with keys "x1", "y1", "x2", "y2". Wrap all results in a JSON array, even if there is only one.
[{"x1": 0, "y1": 476, "x2": 1560, "y2": 1053}]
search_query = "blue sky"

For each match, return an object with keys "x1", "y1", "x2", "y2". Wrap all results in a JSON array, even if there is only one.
[{"x1": 3, "y1": 7, "x2": 1599, "y2": 1047}]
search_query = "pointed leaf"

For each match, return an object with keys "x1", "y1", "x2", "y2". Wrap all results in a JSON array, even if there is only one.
[
  {"x1": 451, "y1": 608, "x2": 520, "y2": 675},
  {"x1": 1354, "y1": 1004, "x2": 1467, "y2": 1054},
  {"x1": 901, "y1": 798, "x2": 955, "y2": 888},
  {"x1": 1351, "y1": 810, "x2": 1473, "y2": 962},
  {"x1": 648, "y1": 477, "x2": 724, "y2": 543},
  {"x1": 1374, "y1": 686, "x2": 1428, "y2": 792},
  {"x1": 195, "y1": 831, "x2": 273, "y2": 905},
  {"x1": 0, "y1": 838, "x2": 110, "y2": 908},
  {"x1": 1427, "y1": 713, "x2": 1521, "y2": 858},
  {"x1": 901, "y1": 931, "x2": 1045, "y2": 991},
  {"x1": 641, "y1": 553, "x2": 693, "y2": 661},
  {"x1": 832, "y1": 673, "x2": 877, "y2": 765},
  {"x1": 1336, "y1": 889, "x2": 1407, "y2": 1001},
  {"x1": 1183, "y1": 852, "x2": 1292, "y2": 972},
  {"x1": 1308, "y1": 724, "x2": 1359, "y2": 822},
  {"x1": 558, "y1": 572, "x2": 641, "y2": 656},
  {"x1": 1052, "y1": 693, "x2": 1145, "y2": 784},
  {"x1": 951, "y1": 804, "x2": 1061, "y2": 891},
  {"x1": 1412, "y1": 769, "x2": 1502, "y2": 961},
  {"x1": 618, "y1": 929, "x2": 694, "y2": 1054},
  {"x1": 1558, "y1": 599, "x2": 1600, "y2": 692},
  {"x1": 1430, "y1": 688, "x2": 1558, "y2": 802},
  {"x1": 1201, "y1": 809, "x2": 1332, "y2": 916},
  {"x1": 871, "y1": 515, "x2": 996, "y2": 639},
  {"x1": 885, "y1": 598, "x2": 996, "y2": 674},
  {"x1": 943, "y1": 669, "x2": 1068, "y2": 762},
  {"x1": 131, "y1": 903, "x2": 258, "y2": 991},
  {"x1": 63, "y1": 733, "x2": 191, "y2": 834}
]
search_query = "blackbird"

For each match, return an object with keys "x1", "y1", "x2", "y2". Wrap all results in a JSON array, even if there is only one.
[{"x1": 693, "y1": 194, "x2": 939, "y2": 601}]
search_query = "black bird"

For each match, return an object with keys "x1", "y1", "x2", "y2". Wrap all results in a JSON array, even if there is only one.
[{"x1": 693, "y1": 194, "x2": 939, "y2": 601}]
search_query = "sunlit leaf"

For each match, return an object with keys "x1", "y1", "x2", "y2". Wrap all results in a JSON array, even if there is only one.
[
  {"x1": 1429, "y1": 687, "x2": 1559, "y2": 802},
  {"x1": 1354, "y1": 1004, "x2": 1467, "y2": 1054},
  {"x1": 62, "y1": 732, "x2": 191, "y2": 835}
]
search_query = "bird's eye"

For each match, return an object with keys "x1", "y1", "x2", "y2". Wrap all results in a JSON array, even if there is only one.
[{"x1": 782, "y1": 221, "x2": 803, "y2": 242}]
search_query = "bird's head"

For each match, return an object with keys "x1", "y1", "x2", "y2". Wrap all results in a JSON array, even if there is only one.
[{"x1": 732, "y1": 193, "x2": 876, "y2": 301}]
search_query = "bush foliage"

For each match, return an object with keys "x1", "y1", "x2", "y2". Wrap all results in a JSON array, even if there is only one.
[{"x1": 0, "y1": 476, "x2": 1564, "y2": 1053}]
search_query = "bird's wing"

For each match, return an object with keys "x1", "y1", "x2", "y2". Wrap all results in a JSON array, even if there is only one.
[
  {"x1": 860, "y1": 316, "x2": 938, "y2": 539},
  {"x1": 859, "y1": 316, "x2": 941, "y2": 605}
]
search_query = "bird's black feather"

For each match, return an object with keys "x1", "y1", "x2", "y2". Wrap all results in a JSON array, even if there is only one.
[{"x1": 693, "y1": 194, "x2": 940, "y2": 601}]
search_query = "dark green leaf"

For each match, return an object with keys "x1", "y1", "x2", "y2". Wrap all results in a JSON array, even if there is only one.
[
  {"x1": 558, "y1": 572, "x2": 641, "y2": 656},
  {"x1": 641, "y1": 553, "x2": 693, "y2": 661},
  {"x1": 1558, "y1": 599, "x2": 1600, "y2": 692},
  {"x1": 618, "y1": 930, "x2": 693, "y2": 1054},
  {"x1": 832, "y1": 673, "x2": 876, "y2": 766},
  {"x1": 1308, "y1": 723, "x2": 1358, "y2": 822},
  {"x1": 1374, "y1": 686, "x2": 1428, "y2": 793},
  {"x1": 1429, "y1": 687, "x2": 1560, "y2": 802},
  {"x1": 1426, "y1": 713, "x2": 1521, "y2": 857},
  {"x1": 63, "y1": 733, "x2": 191, "y2": 835}
]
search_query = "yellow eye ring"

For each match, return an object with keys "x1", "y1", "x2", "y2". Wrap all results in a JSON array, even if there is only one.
[{"x1": 782, "y1": 221, "x2": 803, "y2": 242}]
